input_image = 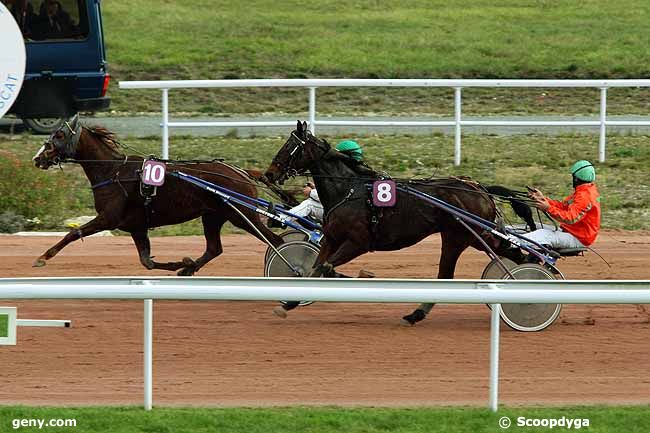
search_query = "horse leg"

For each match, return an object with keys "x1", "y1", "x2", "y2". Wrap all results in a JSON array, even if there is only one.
[
  {"x1": 33, "y1": 216, "x2": 114, "y2": 267},
  {"x1": 320, "y1": 239, "x2": 368, "y2": 276},
  {"x1": 273, "y1": 262, "x2": 336, "y2": 319},
  {"x1": 272, "y1": 239, "x2": 338, "y2": 318},
  {"x1": 273, "y1": 239, "x2": 367, "y2": 319},
  {"x1": 177, "y1": 215, "x2": 226, "y2": 276},
  {"x1": 401, "y1": 232, "x2": 470, "y2": 326},
  {"x1": 272, "y1": 262, "x2": 334, "y2": 319},
  {"x1": 273, "y1": 260, "x2": 334, "y2": 317},
  {"x1": 130, "y1": 230, "x2": 187, "y2": 272}
]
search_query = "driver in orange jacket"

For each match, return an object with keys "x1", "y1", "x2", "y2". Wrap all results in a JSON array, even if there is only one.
[{"x1": 525, "y1": 160, "x2": 601, "y2": 249}]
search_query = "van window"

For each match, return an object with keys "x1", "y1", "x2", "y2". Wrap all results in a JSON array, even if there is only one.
[{"x1": 2, "y1": 0, "x2": 88, "y2": 41}]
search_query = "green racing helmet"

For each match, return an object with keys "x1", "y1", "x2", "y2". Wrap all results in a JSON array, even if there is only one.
[
  {"x1": 335, "y1": 140, "x2": 363, "y2": 161},
  {"x1": 570, "y1": 160, "x2": 596, "y2": 182}
]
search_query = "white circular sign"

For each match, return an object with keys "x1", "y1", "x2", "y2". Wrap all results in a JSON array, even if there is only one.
[{"x1": 0, "y1": 3, "x2": 26, "y2": 119}]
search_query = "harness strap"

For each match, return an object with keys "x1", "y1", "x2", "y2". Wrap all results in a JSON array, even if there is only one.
[
  {"x1": 64, "y1": 120, "x2": 82, "y2": 150},
  {"x1": 366, "y1": 196, "x2": 381, "y2": 252},
  {"x1": 364, "y1": 182, "x2": 386, "y2": 252},
  {"x1": 89, "y1": 155, "x2": 132, "y2": 195},
  {"x1": 323, "y1": 188, "x2": 356, "y2": 223},
  {"x1": 91, "y1": 179, "x2": 113, "y2": 190}
]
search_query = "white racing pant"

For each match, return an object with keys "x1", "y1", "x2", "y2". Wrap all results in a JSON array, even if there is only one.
[
  {"x1": 512, "y1": 227, "x2": 585, "y2": 250},
  {"x1": 288, "y1": 198, "x2": 324, "y2": 224}
]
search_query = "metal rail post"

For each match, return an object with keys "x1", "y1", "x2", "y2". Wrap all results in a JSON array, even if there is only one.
[
  {"x1": 161, "y1": 89, "x2": 169, "y2": 160},
  {"x1": 144, "y1": 295, "x2": 153, "y2": 410},
  {"x1": 599, "y1": 87, "x2": 607, "y2": 163},
  {"x1": 308, "y1": 87, "x2": 316, "y2": 134},
  {"x1": 488, "y1": 283, "x2": 501, "y2": 412},
  {"x1": 454, "y1": 87, "x2": 462, "y2": 166}
]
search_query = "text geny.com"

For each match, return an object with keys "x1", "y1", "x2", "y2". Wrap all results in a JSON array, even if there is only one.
[{"x1": 12, "y1": 418, "x2": 77, "y2": 429}]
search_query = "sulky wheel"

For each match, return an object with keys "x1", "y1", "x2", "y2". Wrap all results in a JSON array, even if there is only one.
[
  {"x1": 499, "y1": 263, "x2": 562, "y2": 332},
  {"x1": 482, "y1": 257, "x2": 517, "y2": 313},
  {"x1": 280, "y1": 229, "x2": 310, "y2": 243},
  {"x1": 481, "y1": 257, "x2": 517, "y2": 279},
  {"x1": 264, "y1": 240, "x2": 320, "y2": 307},
  {"x1": 264, "y1": 230, "x2": 309, "y2": 264}
]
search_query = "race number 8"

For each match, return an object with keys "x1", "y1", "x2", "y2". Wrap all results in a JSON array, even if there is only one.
[
  {"x1": 377, "y1": 183, "x2": 392, "y2": 202},
  {"x1": 373, "y1": 180, "x2": 396, "y2": 207},
  {"x1": 141, "y1": 160, "x2": 166, "y2": 186}
]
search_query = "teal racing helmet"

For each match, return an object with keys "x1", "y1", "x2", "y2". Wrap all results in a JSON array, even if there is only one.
[
  {"x1": 570, "y1": 160, "x2": 596, "y2": 182},
  {"x1": 335, "y1": 140, "x2": 363, "y2": 161}
]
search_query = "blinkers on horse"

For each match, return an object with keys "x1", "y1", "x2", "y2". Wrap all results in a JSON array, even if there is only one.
[
  {"x1": 268, "y1": 125, "x2": 332, "y2": 185},
  {"x1": 33, "y1": 115, "x2": 82, "y2": 169}
]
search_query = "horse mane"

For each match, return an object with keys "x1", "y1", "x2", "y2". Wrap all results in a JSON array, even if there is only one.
[
  {"x1": 84, "y1": 126, "x2": 125, "y2": 156},
  {"x1": 341, "y1": 157, "x2": 380, "y2": 178},
  {"x1": 317, "y1": 140, "x2": 380, "y2": 179}
]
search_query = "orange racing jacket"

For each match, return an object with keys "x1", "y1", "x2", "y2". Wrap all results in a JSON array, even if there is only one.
[{"x1": 546, "y1": 183, "x2": 601, "y2": 246}]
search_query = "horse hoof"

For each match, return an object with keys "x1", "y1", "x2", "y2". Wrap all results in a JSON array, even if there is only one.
[
  {"x1": 399, "y1": 318, "x2": 415, "y2": 327},
  {"x1": 182, "y1": 257, "x2": 196, "y2": 267},
  {"x1": 273, "y1": 306, "x2": 288, "y2": 319},
  {"x1": 177, "y1": 268, "x2": 195, "y2": 277},
  {"x1": 400, "y1": 309, "x2": 427, "y2": 326},
  {"x1": 32, "y1": 258, "x2": 46, "y2": 268}
]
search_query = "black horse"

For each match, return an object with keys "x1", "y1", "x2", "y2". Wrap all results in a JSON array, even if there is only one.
[
  {"x1": 32, "y1": 115, "x2": 284, "y2": 275},
  {"x1": 265, "y1": 121, "x2": 520, "y2": 325}
]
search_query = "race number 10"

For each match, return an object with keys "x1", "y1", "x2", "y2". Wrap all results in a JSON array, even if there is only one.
[
  {"x1": 141, "y1": 160, "x2": 166, "y2": 186},
  {"x1": 372, "y1": 180, "x2": 396, "y2": 207}
]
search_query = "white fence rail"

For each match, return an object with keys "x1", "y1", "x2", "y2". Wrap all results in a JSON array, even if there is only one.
[
  {"x1": 2, "y1": 277, "x2": 650, "y2": 411},
  {"x1": 118, "y1": 79, "x2": 650, "y2": 165}
]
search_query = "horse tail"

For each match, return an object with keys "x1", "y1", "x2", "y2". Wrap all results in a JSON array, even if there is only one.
[{"x1": 485, "y1": 185, "x2": 537, "y2": 231}]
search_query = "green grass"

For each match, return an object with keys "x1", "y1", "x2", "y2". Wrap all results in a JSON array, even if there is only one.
[
  {"x1": 1, "y1": 405, "x2": 649, "y2": 433},
  {"x1": 0, "y1": 314, "x2": 7, "y2": 338},
  {"x1": 102, "y1": 0, "x2": 650, "y2": 115},
  {"x1": 2, "y1": 131, "x2": 649, "y2": 232}
]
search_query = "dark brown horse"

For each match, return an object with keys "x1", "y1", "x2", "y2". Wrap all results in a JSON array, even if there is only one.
[
  {"x1": 32, "y1": 115, "x2": 283, "y2": 275},
  {"x1": 265, "y1": 121, "x2": 509, "y2": 325}
]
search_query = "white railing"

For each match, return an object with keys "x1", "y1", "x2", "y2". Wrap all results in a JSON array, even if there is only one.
[
  {"x1": 2, "y1": 276, "x2": 650, "y2": 411},
  {"x1": 119, "y1": 79, "x2": 650, "y2": 165}
]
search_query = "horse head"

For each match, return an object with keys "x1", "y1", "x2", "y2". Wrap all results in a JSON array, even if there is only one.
[
  {"x1": 265, "y1": 120, "x2": 330, "y2": 184},
  {"x1": 32, "y1": 114, "x2": 82, "y2": 169}
]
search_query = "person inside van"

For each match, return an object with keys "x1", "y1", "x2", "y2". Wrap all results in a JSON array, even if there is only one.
[
  {"x1": 32, "y1": 0, "x2": 74, "y2": 40},
  {"x1": 3, "y1": 0, "x2": 37, "y2": 37}
]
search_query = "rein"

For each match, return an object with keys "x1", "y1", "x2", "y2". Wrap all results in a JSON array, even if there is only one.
[
  {"x1": 292, "y1": 170, "x2": 538, "y2": 204},
  {"x1": 276, "y1": 132, "x2": 520, "y2": 202}
]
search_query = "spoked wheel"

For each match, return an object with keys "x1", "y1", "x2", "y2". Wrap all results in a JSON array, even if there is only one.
[
  {"x1": 481, "y1": 257, "x2": 517, "y2": 279},
  {"x1": 499, "y1": 263, "x2": 562, "y2": 332},
  {"x1": 264, "y1": 240, "x2": 320, "y2": 307},
  {"x1": 482, "y1": 257, "x2": 516, "y2": 313},
  {"x1": 263, "y1": 230, "x2": 309, "y2": 264}
]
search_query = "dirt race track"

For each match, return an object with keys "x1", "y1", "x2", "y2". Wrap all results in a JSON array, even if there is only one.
[{"x1": 1, "y1": 231, "x2": 650, "y2": 407}]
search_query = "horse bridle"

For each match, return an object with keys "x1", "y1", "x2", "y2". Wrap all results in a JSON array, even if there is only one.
[
  {"x1": 271, "y1": 131, "x2": 330, "y2": 181},
  {"x1": 41, "y1": 120, "x2": 83, "y2": 165}
]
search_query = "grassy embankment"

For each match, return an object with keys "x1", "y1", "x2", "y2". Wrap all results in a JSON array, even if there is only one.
[
  {"x1": 5, "y1": 1, "x2": 650, "y2": 232},
  {"x1": 1, "y1": 132, "x2": 648, "y2": 234},
  {"x1": 102, "y1": 0, "x2": 650, "y2": 116},
  {"x1": 0, "y1": 314, "x2": 7, "y2": 337},
  {"x1": 1, "y1": 405, "x2": 650, "y2": 433}
]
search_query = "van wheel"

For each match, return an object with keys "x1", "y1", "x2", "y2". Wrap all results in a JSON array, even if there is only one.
[{"x1": 22, "y1": 117, "x2": 67, "y2": 134}]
